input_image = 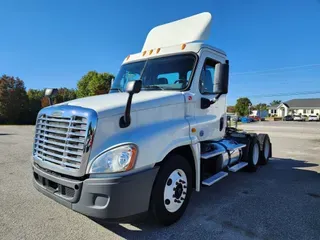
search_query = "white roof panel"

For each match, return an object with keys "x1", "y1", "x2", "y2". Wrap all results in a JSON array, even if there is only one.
[{"x1": 142, "y1": 12, "x2": 212, "y2": 51}]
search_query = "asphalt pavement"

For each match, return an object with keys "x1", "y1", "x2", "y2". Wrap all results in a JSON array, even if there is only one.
[{"x1": 0, "y1": 122, "x2": 319, "y2": 240}]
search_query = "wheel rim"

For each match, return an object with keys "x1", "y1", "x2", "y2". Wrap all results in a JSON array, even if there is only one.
[
  {"x1": 163, "y1": 169, "x2": 188, "y2": 213},
  {"x1": 264, "y1": 139, "x2": 270, "y2": 159},
  {"x1": 252, "y1": 143, "x2": 259, "y2": 165}
]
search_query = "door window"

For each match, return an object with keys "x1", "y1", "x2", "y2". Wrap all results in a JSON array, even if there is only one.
[{"x1": 199, "y1": 58, "x2": 217, "y2": 94}]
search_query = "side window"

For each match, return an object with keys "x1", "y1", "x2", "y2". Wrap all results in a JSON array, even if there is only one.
[
  {"x1": 119, "y1": 71, "x2": 141, "y2": 89},
  {"x1": 199, "y1": 59, "x2": 216, "y2": 94},
  {"x1": 126, "y1": 72, "x2": 141, "y2": 81},
  {"x1": 187, "y1": 70, "x2": 192, "y2": 79}
]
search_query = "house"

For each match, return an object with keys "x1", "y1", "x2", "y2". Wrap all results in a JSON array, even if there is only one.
[
  {"x1": 268, "y1": 98, "x2": 320, "y2": 117},
  {"x1": 268, "y1": 105, "x2": 279, "y2": 116}
]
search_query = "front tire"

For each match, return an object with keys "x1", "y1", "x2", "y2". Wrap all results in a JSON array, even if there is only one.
[{"x1": 150, "y1": 154, "x2": 192, "y2": 226}]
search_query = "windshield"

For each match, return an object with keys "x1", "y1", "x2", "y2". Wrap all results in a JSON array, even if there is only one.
[{"x1": 111, "y1": 54, "x2": 196, "y2": 92}]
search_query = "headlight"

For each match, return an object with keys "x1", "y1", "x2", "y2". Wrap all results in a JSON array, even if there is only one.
[{"x1": 88, "y1": 144, "x2": 137, "y2": 173}]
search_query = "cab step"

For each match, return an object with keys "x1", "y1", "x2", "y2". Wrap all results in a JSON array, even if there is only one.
[
  {"x1": 228, "y1": 162, "x2": 248, "y2": 172},
  {"x1": 201, "y1": 144, "x2": 226, "y2": 159},
  {"x1": 202, "y1": 171, "x2": 228, "y2": 186},
  {"x1": 201, "y1": 149, "x2": 226, "y2": 159}
]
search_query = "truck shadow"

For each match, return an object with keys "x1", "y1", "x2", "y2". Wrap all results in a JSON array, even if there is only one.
[{"x1": 92, "y1": 158, "x2": 319, "y2": 239}]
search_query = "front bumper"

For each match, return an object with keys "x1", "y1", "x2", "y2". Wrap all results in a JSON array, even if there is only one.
[{"x1": 32, "y1": 164, "x2": 159, "y2": 221}]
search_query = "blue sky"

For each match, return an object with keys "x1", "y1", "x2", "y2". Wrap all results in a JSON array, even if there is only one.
[{"x1": 1, "y1": 0, "x2": 320, "y2": 105}]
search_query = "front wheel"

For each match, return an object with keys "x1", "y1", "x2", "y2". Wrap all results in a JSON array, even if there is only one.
[{"x1": 150, "y1": 154, "x2": 192, "y2": 226}]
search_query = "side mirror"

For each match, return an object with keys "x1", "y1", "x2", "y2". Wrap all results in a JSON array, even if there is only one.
[
  {"x1": 201, "y1": 98, "x2": 214, "y2": 109},
  {"x1": 44, "y1": 88, "x2": 58, "y2": 105},
  {"x1": 126, "y1": 80, "x2": 142, "y2": 94},
  {"x1": 213, "y1": 63, "x2": 229, "y2": 95},
  {"x1": 45, "y1": 88, "x2": 58, "y2": 98},
  {"x1": 119, "y1": 80, "x2": 142, "y2": 128}
]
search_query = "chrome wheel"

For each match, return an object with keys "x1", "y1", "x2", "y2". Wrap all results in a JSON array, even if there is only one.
[
  {"x1": 252, "y1": 143, "x2": 259, "y2": 165},
  {"x1": 163, "y1": 169, "x2": 187, "y2": 213}
]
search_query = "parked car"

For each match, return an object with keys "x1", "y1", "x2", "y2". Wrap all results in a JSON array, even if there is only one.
[
  {"x1": 283, "y1": 115, "x2": 293, "y2": 121},
  {"x1": 240, "y1": 116, "x2": 254, "y2": 123},
  {"x1": 293, "y1": 115, "x2": 306, "y2": 121},
  {"x1": 308, "y1": 115, "x2": 319, "y2": 121},
  {"x1": 250, "y1": 116, "x2": 265, "y2": 121}
]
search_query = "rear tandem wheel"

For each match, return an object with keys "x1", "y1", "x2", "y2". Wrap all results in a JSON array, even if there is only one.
[{"x1": 257, "y1": 133, "x2": 272, "y2": 165}]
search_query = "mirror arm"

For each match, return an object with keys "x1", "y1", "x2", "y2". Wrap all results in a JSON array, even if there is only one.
[
  {"x1": 210, "y1": 93, "x2": 222, "y2": 105},
  {"x1": 119, "y1": 93, "x2": 133, "y2": 128},
  {"x1": 119, "y1": 80, "x2": 142, "y2": 129},
  {"x1": 124, "y1": 93, "x2": 133, "y2": 124},
  {"x1": 47, "y1": 97, "x2": 53, "y2": 106}
]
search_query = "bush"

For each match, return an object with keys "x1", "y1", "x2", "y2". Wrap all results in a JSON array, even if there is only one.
[
  {"x1": 0, "y1": 75, "x2": 29, "y2": 124},
  {"x1": 1, "y1": 71, "x2": 113, "y2": 124}
]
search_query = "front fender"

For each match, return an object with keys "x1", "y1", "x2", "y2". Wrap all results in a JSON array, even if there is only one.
[{"x1": 88, "y1": 110, "x2": 191, "y2": 173}]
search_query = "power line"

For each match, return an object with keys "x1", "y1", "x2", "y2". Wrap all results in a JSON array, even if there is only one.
[
  {"x1": 230, "y1": 67, "x2": 320, "y2": 79},
  {"x1": 239, "y1": 90, "x2": 320, "y2": 98},
  {"x1": 231, "y1": 77, "x2": 318, "y2": 86},
  {"x1": 230, "y1": 63, "x2": 320, "y2": 76}
]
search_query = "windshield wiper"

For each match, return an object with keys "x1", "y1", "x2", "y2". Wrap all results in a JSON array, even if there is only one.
[{"x1": 142, "y1": 85, "x2": 165, "y2": 90}]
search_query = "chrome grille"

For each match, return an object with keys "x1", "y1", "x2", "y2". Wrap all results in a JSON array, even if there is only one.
[{"x1": 34, "y1": 114, "x2": 88, "y2": 170}]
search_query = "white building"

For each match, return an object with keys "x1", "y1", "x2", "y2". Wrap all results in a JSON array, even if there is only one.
[{"x1": 268, "y1": 98, "x2": 320, "y2": 117}]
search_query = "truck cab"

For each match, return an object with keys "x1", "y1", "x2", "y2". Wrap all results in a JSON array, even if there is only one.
[{"x1": 32, "y1": 12, "x2": 272, "y2": 226}]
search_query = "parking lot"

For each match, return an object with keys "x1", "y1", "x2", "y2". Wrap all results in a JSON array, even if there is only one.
[{"x1": 0, "y1": 122, "x2": 319, "y2": 240}]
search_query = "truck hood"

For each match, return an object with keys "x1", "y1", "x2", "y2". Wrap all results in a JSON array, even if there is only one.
[{"x1": 61, "y1": 91, "x2": 185, "y2": 118}]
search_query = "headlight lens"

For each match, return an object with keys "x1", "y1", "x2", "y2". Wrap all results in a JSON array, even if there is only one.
[{"x1": 89, "y1": 144, "x2": 137, "y2": 173}]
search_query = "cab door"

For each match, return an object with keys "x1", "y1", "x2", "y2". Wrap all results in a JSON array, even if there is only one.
[{"x1": 192, "y1": 50, "x2": 227, "y2": 141}]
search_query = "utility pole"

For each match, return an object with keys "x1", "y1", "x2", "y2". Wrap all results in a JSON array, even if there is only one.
[
  {"x1": 248, "y1": 103, "x2": 252, "y2": 123},
  {"x1": 235, "y1": 112, "x2": 238, "y2": 129}
]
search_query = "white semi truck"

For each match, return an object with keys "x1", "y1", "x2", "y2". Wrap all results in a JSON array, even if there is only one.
[{"x1": 32, "y1": 12, "x2": 272, "y2": 226}]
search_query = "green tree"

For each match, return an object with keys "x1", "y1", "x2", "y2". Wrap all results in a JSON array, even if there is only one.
[
  {"x1": 27, "y1": 88, "x2": 77, "y2": 123},
  {"x1": 255, "y1": 103, "x2": 268, "y2": 111},
  {"x1": 270, "y1": 100, "x2": 281, "y2": 106},
  {"x1": 0, "y1": 75, "x2": 28, "y2": 124},
  {"x1": 27, "y1": 89, "x2": 45, "y2": 124},
  {"x1": 77, "y1": 71, "x2": 114, "y2": 98},
  {"x1": 55, "y1": 88, "x2": 77, "y2": 103},
  {"x1": 235, "y1": 97, "x2": 252, "y2": 116}
]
